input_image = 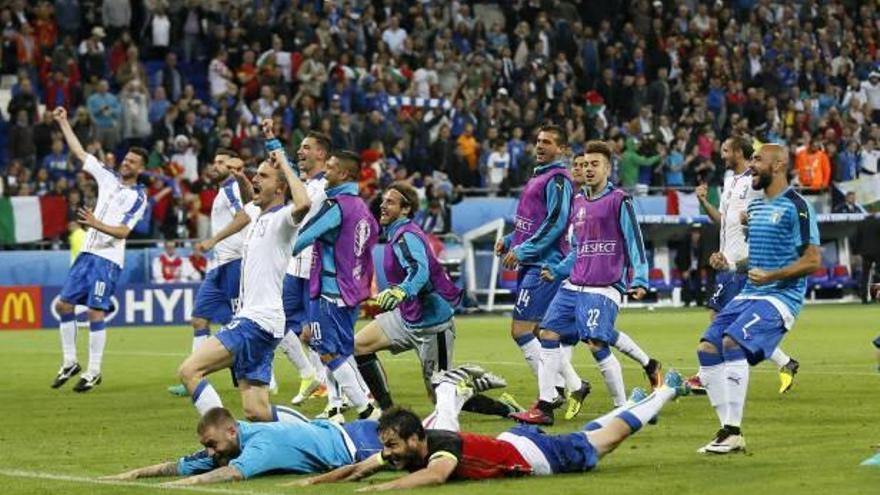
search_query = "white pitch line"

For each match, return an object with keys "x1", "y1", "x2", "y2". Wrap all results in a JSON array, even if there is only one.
[{"x1": 0, "y1": 468, "x2": 285, "y2": 495}]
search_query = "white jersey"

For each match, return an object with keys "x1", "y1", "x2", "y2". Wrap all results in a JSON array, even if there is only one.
[
  {"x1": 718, "y1": 169, "x2": 763, "y2": 270},
  {"x1": 211, "y1": 177, "x2": 247, "y2": 266},
  {"x1": 238, "y1": 203, "x2": 299, "y2": 337},
  {"x1": 81, "y1": 154, "x2": 147, "y2": 267},
  {"x1": 286, "y1": 174, "x2": 327, "y2": 278}
]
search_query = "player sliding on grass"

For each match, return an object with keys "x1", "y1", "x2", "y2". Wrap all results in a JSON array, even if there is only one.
[
  {"x1": 294, "y1": 370, "x2": 689, "y2": 490},
  {"x1": 50, "y1": 106, "x2": 148, "y2": 393},
  {"x1": 175, "y1": 119, "x2": 311, "y2": 422},
  {"x1": 694, "y1": 143, "x2": 820, "y2": 454},
  {"x1": 513, "y1": 141, "x2": 661, "y2": 426},
  {"x1": 100, "y1": 366, "x2": 508, "y2": 486},
  {"x1": 691, "y1": 137, "x2": 800, "y2": 395}
]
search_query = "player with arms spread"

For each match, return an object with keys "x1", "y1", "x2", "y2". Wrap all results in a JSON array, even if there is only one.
[
  {"x1": 50, "y1": 106, "x2": 148, "y2": 393},
  {"x1": 695, "y1": 143, "x2": 820, "y2": 454},
  {"x1": 175, "y1": 119, "x2": 311, "y2": 423}
]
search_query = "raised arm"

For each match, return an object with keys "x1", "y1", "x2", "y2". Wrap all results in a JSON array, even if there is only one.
[
  {"x1": 53, "y1": 107, "x2": 87, "y2": 162},
  {"x1": 695, "y1": 184, "x2": 721, "y2": 224},
  {"x1": 261, "y1": 119, "x2": 309, "y2": 222}
]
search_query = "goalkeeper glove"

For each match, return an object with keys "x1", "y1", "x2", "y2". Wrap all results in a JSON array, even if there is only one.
[{"x1": 376, "y1": 286, "x2": 407, "y2": 311}]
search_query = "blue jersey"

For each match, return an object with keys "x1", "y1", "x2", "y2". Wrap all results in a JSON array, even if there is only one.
[
  {"x1": 385, "y1": 218, "x2": 454, "y2": 328},
  {"x1": 739, "y1": 187, "x2": 819, "y2": 319},
  {"x1": 291, "y1": 182, "x2": 361, "y2": 298},
  {"x1": 176, "y1": 420, "x2": 364, "y2": 479}
]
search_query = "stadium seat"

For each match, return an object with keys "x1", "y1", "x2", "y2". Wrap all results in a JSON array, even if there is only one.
[
  {"x1": 807, "y1": 267, "x2": 830, "y2": 291},
  {"x1": 830, "y1": 265, "x2": 858, "y2": 290},
  {"x1": 648, "y1": 268, "x2": 671, "y2": 293},
  {"x1": 670, "y1": 268, "x2": 683, "y2": 288}
]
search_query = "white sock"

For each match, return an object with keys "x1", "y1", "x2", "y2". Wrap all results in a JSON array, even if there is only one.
[
  {"x1": 87, "y1": 321, "x2": 107, "y2": 376},
  {"x1": 430, "y1": 382, "x2": 465, "y2": 431},
  {"x1": 59, "y1": 317, "x2": 77, "y2": 366},
  {"x1": 272, "y1": 405, "x2": 309, "y2": 423},
  {"x1": 724, "y1": 359, "x2": 750, "y2": 427},
  {"x1": 701, "y1": 363, "x2": 729, "y2": 426},
  {"x1": 279, "y1": 332, "x2": 315, "y2": 378},
  {"x1": 560, "y1": 345, "x2": 582, "y2": 392},
  {"x1": 539, "y1": 343, "x2": 562, "y2": 403},
  {"x1": 331, "y1": 359, "x2": 369, "y2": 409},
  {"x1": 269, "y1": 371, "x2": 278, "y2": 391},
  {"x1": 348, "y1": 355, "x2": 370, "y2": 396},
  {"x1": 516, "y1": 335, "x2": 541, "y2": 377},
  {"x1": 768, "y1": 347, "x2": 790, "y2": 368},
  {"x1": 191, "y1": 379, "x2": 223, "y2": 415},
  {"x1": 615, "y1": 387, "x2": 677, "y2": 432},
  {"x1": 596, "y1": 352, "x2": 627, "y2": 406},
  {"x1": 613, "y1": 331, "x2": 650, "y2": 367},
  {"x1": 325, "y1": 371, "x2": 344, "y2": 408},
  {"x1": 309, "y1": 348, "x2": 327, "y2": 383}
]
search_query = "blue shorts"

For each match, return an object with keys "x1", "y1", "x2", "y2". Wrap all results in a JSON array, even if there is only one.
[
  {"x1": 504, "y1": 425, "x2": 598, "y2": 474},
  {"x1": 701, "y1": 299, "x2": 787, "y2": 365},
  {"x1": 309, "y1": 298, "x2": 358, "y2": 358},
  {"x1": 60, "y1": 252, "x2": 121, "y2": 312},
  {"x1": 707, "y1": 272, "x2": 748, "y2": 312},
  {"x1": 540, "y1": 288, "x2": 619, "y2": 345},
  {"x1": 514, "y1": 266, "x2": 562, "y2": 322},
  {"x1": 341, "y1": 420, "x2": 383, "y2": 462},
  {"x1": 192, "y1": 259, "x2": 242, "y2": 324},
  {"x1": 282, "y1": 274, "x2": 311, "y2": 335},
  {"x1": 215, "y1": 317, "x2": 281, "y2": 385}
]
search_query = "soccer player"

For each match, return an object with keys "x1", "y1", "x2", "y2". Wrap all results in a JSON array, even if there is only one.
[
  {"x1": 353, "y1": 182, "x2": 519, "y2": 419},
  {"x1": 99, "y1": 406, "x2": 382, "y2": 486},
  {"x1": 278, "y1": 131, "x2": 332, "y2": 406},
  {"x1": 494, "y1": 123, "x2": 577, "y2": 399},
  {"x1": 695, "y1": 143, "x2": 820, "y2": 454},
  {"x1": 291, "y1": 149, "x2": 380, "y2": 422},
  {"x1": 693, "y1": 137, "x2": 800, "y2": 394},
  {"x1": 166, "y1": 150, "x2": 252, "y2": 397},
  {"x1": 513, "y1": 141, "x2": 660, "y2": 425},
  {"x1": 294, "y1": 371, "x2": 689, "y2": 489},
  {"x1": 50, "y1": 107, "x2": 148, "y2": 392},
  {"x1": 176, "y1": 120, "x2": 311, "y2": 422}
]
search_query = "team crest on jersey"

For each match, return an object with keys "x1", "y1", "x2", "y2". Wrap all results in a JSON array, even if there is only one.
[{"x1": 354, "y1": 219, "x2": 371, "y2": 257}]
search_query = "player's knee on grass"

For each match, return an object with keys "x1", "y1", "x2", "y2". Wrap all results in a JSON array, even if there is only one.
[
  {"x1": 56, "y1": 299, "x2": 74, "y2": 315},
  {"x1": 697, "y1": 340, "x2": 719, "y2": 354}
]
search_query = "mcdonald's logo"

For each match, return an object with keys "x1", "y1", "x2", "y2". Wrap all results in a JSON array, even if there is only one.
[{"x1": 0, "y1": 287, "x2": 42, "y2": 330}]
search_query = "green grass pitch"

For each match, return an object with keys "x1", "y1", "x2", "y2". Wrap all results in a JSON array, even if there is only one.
[{"x1": 1, "y1": 305, "x2": 878, "y2": 495}]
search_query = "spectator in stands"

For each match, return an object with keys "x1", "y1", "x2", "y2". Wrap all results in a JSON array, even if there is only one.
[
  {"x1": 7, "y1": 77, "x2": 38, "y2": 124},
  {"x1": 87, "y1": 79, "x2": 121, "y2": 152},
  {"x1": 834, "y1": 191, "x2": 867, "y2": 214},
  {"x1": 152, "y1": 240, "x2": 199, "y2": 284},
  {"x1": 9, "y1": 109, "x2": 35, "y2": 168},
  {"x1": 854, "y1": 214, "x2": 880, "y2": 304},
  {"x1": 42, "y1": 138, "x2": 70, "y2": 181},
  {"x1": 102, "y1": 0, "x2": 132, "y2": 42},
  {"x1": 795, "y1": 139, "x2": 832, "y2": 191},
  {"x1": 674, "y1": 226, "x2": 711, "y2": 307},
  {"x1": 120, "y1": 79, "x2": 151, "y2": 148}
]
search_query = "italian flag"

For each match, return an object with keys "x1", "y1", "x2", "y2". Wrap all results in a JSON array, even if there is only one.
[{"x1": 0, "y1": 196, "x2": 68, "y2": 244}]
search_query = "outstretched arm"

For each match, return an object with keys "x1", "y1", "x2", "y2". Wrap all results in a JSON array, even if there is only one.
[
  {"x1": 100, "y1": 461, "x2": 179, "y2": 481},
  {"x1": 355, "y1": 457, "x2": 457, "y2": 492},
  {"x1": 162, "y1": 466, "x2": 244, "y2": 486},
  {"x1": 285, "y1": 454, "x2": 386, "y2": 487},
  {"x1": 53, "y1": 107, "x2": 88, "y2": 162}
]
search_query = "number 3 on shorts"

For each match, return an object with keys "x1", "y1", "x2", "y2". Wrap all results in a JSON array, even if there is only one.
[{"x1": 741, "y1": 313, "x2": 760, "y2": 340}]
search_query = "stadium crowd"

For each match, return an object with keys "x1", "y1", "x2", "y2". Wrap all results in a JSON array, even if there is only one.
[{"x1": 0, "y1": 0, "x2": 878, "y2": 241}]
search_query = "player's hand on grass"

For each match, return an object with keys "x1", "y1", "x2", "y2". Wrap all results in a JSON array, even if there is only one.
[
  {"x1": 376, "y1": 286, "x2": 406, "y2": 311},
  {"x1": 709, "y1": 252, "x2": 729, "y2": 271},
  {"x1": 748, "y1": 268, "x2": 773, "y2": 286},
  {"x1": 355, "y1": 483, "x2": 392, "y2": 492},
  {"x1": 627, "y1": 287, "x2": 647, "y2": 300},
  {"x1": 281, "y1": 477, "x2": 318, "y2": 487},
  {"x1": 77, "y1": 207, "x2": 98, "y2": 228},
  {"x1": 98, "y1": 471, "x2": 138, "y2": 481}
]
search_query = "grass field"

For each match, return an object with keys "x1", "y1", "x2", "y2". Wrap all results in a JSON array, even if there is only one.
[{"x1": 1, "y1": 305, "x2": 878, "y2": 495}]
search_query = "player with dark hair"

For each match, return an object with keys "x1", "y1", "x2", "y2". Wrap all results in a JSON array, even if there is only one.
[
  {"x1": 294, "y1": 371, "x2": 690, "y2": 490},
  {"x1": 692, "y1": 137, "x2": 800, "y2": 395},
  {"x1": 514, "y1": 140, "x2": 660, "y2": 425},
  {"x1": 50, "y1": 106, "x2": 149, "y2": 392},
  {"x1": 291, "y1": 149, "x2": 381, "y2": 422}
]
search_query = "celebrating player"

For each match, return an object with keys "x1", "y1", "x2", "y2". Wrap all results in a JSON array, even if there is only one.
[
  {"x1": 494, "y1": 123, "x2": 580, "y2": 402},
  {"x1": 294, "y1": 371, "x2": 689, "y2": 490},
  {"x1": 99, "y1": 406, "x2": 382, "y2": 486},
  {"x1": 513, "y1": 141, "x2": 660, "y2": 425},
  {"x1": 50, "y1": 106, "x2": 148, "y2": 393},
  {"x1": 175, "y1": 120, "x2": 311, "y2": 422},
  {"x1": 290, "y1": 149, "x2": 380, "y2": 422},
  {"x1": 278, "y1": 131, "x2": 332, "y2": 406},
  {"x1": 167, "y1": 149, "x2": 252, "y2": 397},
  {"x1": 692, "y1": 137, "x2": 800, "y2": 394},
  {"x1": 695, "y1": 143, "x2": 820, "y2": 454}
]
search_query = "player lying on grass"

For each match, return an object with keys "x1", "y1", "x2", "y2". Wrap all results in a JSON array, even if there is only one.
[
  {"x1": 99, "y1": 366, "x2": 508, "y2": 486},
  {"x1": 293, "y1": 370, "x2": 689, "y2": 490}
]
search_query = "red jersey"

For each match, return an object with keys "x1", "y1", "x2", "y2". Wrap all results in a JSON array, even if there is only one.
[{"x1": 416, "y1": 430, "x2": 532, "y2": 480}]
